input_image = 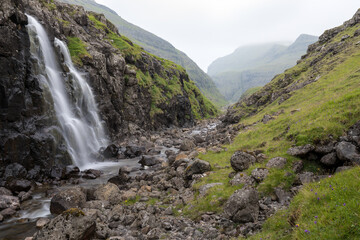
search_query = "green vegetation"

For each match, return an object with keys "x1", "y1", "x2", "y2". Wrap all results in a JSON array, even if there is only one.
[
  {"x1": 40, "y1": 0, "x2": 57, "y2": 10},
  {"x1": 66, "y1": 37, "x2": 91, "y2": 66},
  {"x1": 182, "y1": 22, "x2": 360, "y2": 231},
  {"x1": 57, "y1": 0, "x2": 227, "y2": 108},
  {"x1": 243, "y1": 168, "x2": 360, "y2": 240},
  {"x1": 240, "y1": 86, "x2": 262, "y2": 100}
]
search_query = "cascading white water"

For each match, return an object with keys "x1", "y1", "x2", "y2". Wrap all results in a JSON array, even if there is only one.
[{"x1": 26, "y1": 15, "x2": 108, "y2": 168}]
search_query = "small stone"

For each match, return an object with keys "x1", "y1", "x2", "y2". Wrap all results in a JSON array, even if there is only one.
[
  {"x1": 320, "y1": 152, "x2": 337, "y2": 166},
  {"x1": 287, "y1": 144, "x2": 314, "y2": 157}
]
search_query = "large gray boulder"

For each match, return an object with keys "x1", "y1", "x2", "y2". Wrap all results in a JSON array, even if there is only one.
[
  {"x1": 184, "y1": 159, "x2": 211, "y2": 179},
  {"x1": 230, "y1": 151, "x2": 256, "y2": 172},
  {"x1": 266, "y1": 157, "x2": 287, "y2": 169},
  {"x1": 93, "y1": 183, "x2": 121, "y2": 205},
  {"x1": 33, "y1": 209, "x2": 97, "y2": 240},
  {"x1": 50, "y1": 187, "x2": 86, "y2": 214},
  {"x1": 336, "y1": 142, "x2": 360, "y2": 164},
  {"x1": 180, "y1": 139, "x2": 196, "y2": 151},
  {"x1": 320, "y1": 152, "x2": 337, "y2": 166},
  {"x1": 0, "y1": 195, "x2": 20, "y2": 210},
  {"x1": 224, "y1": 189, "x2": 259, "y2": 223}
]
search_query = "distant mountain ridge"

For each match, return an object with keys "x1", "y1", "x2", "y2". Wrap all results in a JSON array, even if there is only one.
[
  {"x1": 56, "y1": 0, "x2": 227, "y2": 107},
  {"x1": 208, "y1": 34, "x2": 318, "y2": 103}
]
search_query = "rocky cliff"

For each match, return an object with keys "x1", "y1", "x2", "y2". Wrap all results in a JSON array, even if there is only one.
[{"x1": 0, "y1": 0, "x2": 217, "y2": 173}]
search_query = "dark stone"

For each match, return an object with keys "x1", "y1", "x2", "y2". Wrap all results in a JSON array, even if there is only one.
[
  {"x1": 320, "y1": 152, "x2": 337, "y2": 166},
  {"x1": 180, "y1": 139, "x2": 196, "y2": 151},
  {"x1": 50, "y1": 187, "x2": 86, "y2": 214},
  {"x1": 50, "y1": 166, "x2": 64, "y2": 179},
  {"x1": 0, "y1": 208, "x2": 16, "y2": 219},
  {"x1": 102, "y1": 144, "x2": 118, "y2": 158},
  {"x1": 83, "y1": 169, "x2": 102, "y2": 178},
  {"x1": 287, "y1": 144, "x2": 315, "y2": 157},
  {"x1": 230, "y1": 151, "x2": 256, "y2": 172},
  {"x1": 26, "y1": 166, "x2": 41, "y2": 180},
  {"x1": 139, "y1": 155, "x2": 161, "y2": 166},
  {"x1": 3, "y1": 163, "x2": 27, "y2": 180},
  {"x1": 64, "y1": 165, "x2": 80, "y2": 179},
  {"x1": 6, "y1": 178, "x2": 32, "y2": 193},
  {"x1": 184, "y1": 159, "x2": 211, "y2": 179},
  {"x1": 0, "y1": 195, "x2": 20, "y2": 210},
  {"x1": 125, "y1": 145, "x2": 145, "y2": 158},
  {"x1": 224, "y1": 189, "x2": 259, "y2": 223},
  {"x1": 336, "y1": 142, "x2": 360, "y2": 164}
]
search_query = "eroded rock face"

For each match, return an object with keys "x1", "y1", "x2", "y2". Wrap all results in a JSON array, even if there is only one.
[
  {"x1": 230, "y1": 151, "x2": 256, "y2": 172},
  {"x1": 224, "y1": 189, "x2": 259, "y2": 223},
  {"x1": 50, "y1": 187, "x2": 86, "y2": 214}
]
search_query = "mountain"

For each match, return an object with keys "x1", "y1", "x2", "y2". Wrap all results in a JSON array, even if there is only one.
[
  {"x1": 192, "y1": 8, "x2": 360, "y2": 239},
  {"x1": 208, "y1": 34, "x2": 318, "y2": 103},
  {"x1": 56, "y1": 0, "x2": 227, "y2": 108}
]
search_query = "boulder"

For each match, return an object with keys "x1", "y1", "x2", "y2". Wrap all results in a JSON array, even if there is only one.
[
  {"x1": 199, "y1": 183, "x2": 223, "y2": 197},
  {"x1": 33, "y1": 209, "x2": 97, "y2": 240},
  {"x1": 82, "y1": 169, "x2": 102, "y2": 179},
  {"x1": 0, "y1": 187, "x2": 12, "y2": 196},
  {"x1": 0, "y1": 195, "x2": 20, "y2": 210},
  {"x1": 287, "y1": 144, "x2": 315, "y2": 157},
  {"x1": 274, "y1": 188, "x2": 292, "y2": 205},
  {"x1": 3, "y1": 163, "x2": 27, "y2": 180},
  {"x1": 93, "y1": 183, "x2": 121, "y2": 205},
  {"x1": 180, "y1": 139, "x2": 196, "y2": 151},
  {"x1": 63, "y1": 165, "x2": 80, "y2": 179},
  {"x1": 229, "y1": 172, "x2": 255, "y2": 187},
  {"x1": 298, "y1": 172, "x2": 318, "y2": 184},
  {"x1": 0, "y1": 208, "x2": 16, "y2": 219},
  {"x1": 102, "y1": 144, "x2": 118, "y2": 158},
  {"x1": 139, "y1": 155, "x2": 161, "y2": 166},
  {"x1": 230, "y1": 151, "x2": 256, "y2": 172},
  {"x1": 292, "y1": 160, "x2": 304, "y2": 173},
  {"x1": 184, "y1": 159, "x2": 211, "y2": 179},
  {"x1": 124, "y1": 145, "x2": 145, "y2": 158},
  {"x1": 6, "y1": 178, "x2": 32, "y2": 193},
  {"x1": 50, "y1": 187, "x2": 86, "y2": 214},
  {"x1": 266, "y1": 157, "x2": 287, "y2": 169},
  {"x1": 224, "y1": 189, "x2": 259, "y2": 223},
  {"x1": 36, "y1": 218, "x2": 50, "y2": 228},
  {"x1": 315, "y1": 143, "x2": 334, "y2": 154},
  {"x1": 50, "y1": 166, "x2": 64, "y2": 179},
  {"x1": 336, "y1": 142, "x2": 360, "y2": 164},
  {"x1": 108, "y1": 169, "x2": 130, "y2": 186},
  {"x1": 320, "y1": 152, "x2": 337, "y2": 166},
  {"x1": 251, "y1": 168, "x2": 269, "y2": 182}
]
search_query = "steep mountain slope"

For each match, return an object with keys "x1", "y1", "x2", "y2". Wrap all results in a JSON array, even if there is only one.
[
  {"x1": 208, "y1": 34, "x2": 318, "y2": 103},
  {"x1": 56, "y1": 0, "x2": 227, "y2": 107},
  {"x1": 183, "y1": 8, "x2": 360, "y2": 239},
  {"x1": 0, "y1": 0, "x2": 217, "y2": 172}
]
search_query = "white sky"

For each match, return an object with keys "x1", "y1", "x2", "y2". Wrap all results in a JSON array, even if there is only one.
[{"x1": 96, "y1": 0, "x2": 359, "y2": 72}]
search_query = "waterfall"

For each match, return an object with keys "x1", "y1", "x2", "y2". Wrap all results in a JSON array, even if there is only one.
[{"x1": 26, "y1": 15, "x2": 108, "y2": 168}]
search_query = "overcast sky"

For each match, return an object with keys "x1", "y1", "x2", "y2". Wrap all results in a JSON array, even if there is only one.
[{"x1": 96, "y1": 0, "x2": 359, "y2": 72}]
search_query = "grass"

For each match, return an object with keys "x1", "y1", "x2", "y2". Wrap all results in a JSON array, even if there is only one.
[
  {"x1": 66, "y1": 37, "x2": 91, "y2": 66},
  {"x1": 244, "y1": 167, "x2": 360, "y2": 240},
  {"x1": 181, "y1": 23, "x2": 360, "y2": 222}
]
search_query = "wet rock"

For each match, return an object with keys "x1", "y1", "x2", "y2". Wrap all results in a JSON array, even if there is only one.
[
  {"x1": 180, "y1": 139, "x2": 196, "y2": 151},
  {"x1": 33, "y1": 209, "x2": 97, "y2": 240},
  {"x1": 82, "y1": 169, "x2": 102, "y2": 179},
  {"x1": 6, "y1": 178, "x2": 32, "y2": 193},
  {"x1": 292, "y1": 160, "x2": 304, "y2": 173},
  {"x1": 64, "y1": 165, "x2": 80, "y2": 179},
  {"x1": 3, "y1": 163, "x2": 27, "y2": 180},
  {"x1": 229, "y1": 172, "x2": 255, "y2": 187},
  {"x1": 108, "y1": 169, "x2": 130, "y2": 186},
  {"x1": 0, "y1": 208, "x2": 16, "y2": 219},
  {"x1": 94, "y1": 183, "x2": 121, "y2": 205},
  {"x1": 27, "y1": 166, "x2": 41, "y2": 180},
  {"x1": 184, "y1": 159, "x2": 211, "y2": 179},
  {"x1": 320, "y1": 152, "x2": 337, "y2": 166},
  {"x1": 18, "y1": 190, "x2": 32, "y2": 202},
  {"x1": 50, "y1": 187, "x2": 86, "y2": 214},
  {"x1": 251, "y1": 168, "x2": 269, "y2": 182},
  {"x1": 336, "y1": 142, "x2": 360, "y2": 164},
  {"x1": 125, "y1": 145, "x2": 145, "y2": 158},
  {"x1": 199, "y1": 183, "x2": 223, "y2": 197},
  {"x1": 36, "y1": 218, "x2": 50, "y2": 228},
  {"x1": 139, "y1": 155, "x2": 161, "y2": 166},
  {"x1": 0, "y1": 187, "x2": 12, "y2": 196},
  {"x1": 266, "y1": 157, "x2": 287, "y2": 169},
  {"x1": 102, "y1": 144, "x2": 119, "y2": 158},
  {"x1": 230, "y1": 151, "x2": 256, "y2": 172},
  {"x1": 287, "y1": 144, "x2": 315, "y2": 157},
  {"x1": 224, "y1": 188, "x2": 259, "y2": 223},
  {"x1": 50, "y1": 166, "x2": 64, "y2": 179},
  {"x1": 0, "y1": 195, "x2": 20, "y2": 210}
]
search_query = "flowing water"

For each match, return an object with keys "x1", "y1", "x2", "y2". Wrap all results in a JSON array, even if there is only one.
[{"x1": 26, "y1": 15, "x2": 108, "y2": 168}]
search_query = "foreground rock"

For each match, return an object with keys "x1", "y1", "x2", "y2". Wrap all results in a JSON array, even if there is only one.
[
  {"x1": 184, "y1": 159, "x2": 211, "y2": 179},
  {"x1": 50, "y1": 188, "x2": 86, "y2": 214},
  {"x1": 224, "y1": 188, "x2": 259, "y2": 223},
  {"x1": 230, "y1": 151, "x2": 256, "y2": 171}
]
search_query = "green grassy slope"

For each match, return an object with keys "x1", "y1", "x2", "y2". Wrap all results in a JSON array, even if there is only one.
[
  {"x1": 182, "y1": 9, "x2": 360, "y2": 238},
  {"x1": 56, "y1": 0, "x2": 227, "y2": 108},
  {"x1": 209, "y1": 35, "x2": 318, "y2": 103}
]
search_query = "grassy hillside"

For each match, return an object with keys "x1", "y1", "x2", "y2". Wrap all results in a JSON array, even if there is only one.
[
  {"x1": 182, "y1": 9, "x2": 360, "y2": 238},
  {"x1": 56, "y1": 0, "x2": 227, "y2": 108},
  {"x1": 209, "y1": 35, "x2": 318, "y2": 103}
]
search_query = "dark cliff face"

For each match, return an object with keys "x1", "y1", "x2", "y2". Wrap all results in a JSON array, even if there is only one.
[{"x1": 0, "y1": 0, "x2": 217, "y2": 173}]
